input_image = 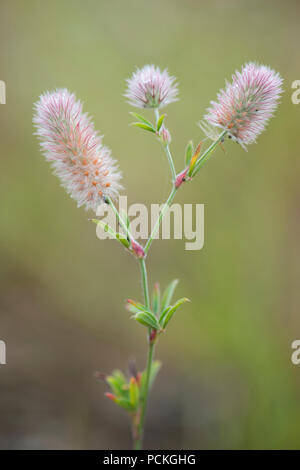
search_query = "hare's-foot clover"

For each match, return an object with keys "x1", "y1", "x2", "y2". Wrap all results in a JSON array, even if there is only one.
[{"x1": 34, "y1": 61, "x2": 283, "y2": 450}]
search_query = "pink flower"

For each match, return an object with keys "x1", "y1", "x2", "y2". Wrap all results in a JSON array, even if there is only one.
[
  {"x1": 125, "y1": 65, "x2": 178, "y2": 109},
  {"x1": 204, "y1": 62, "x2": 283, "y2": 147},
  {"x1": 34, "y1": 89, "x2": 122, "y2": 212}
]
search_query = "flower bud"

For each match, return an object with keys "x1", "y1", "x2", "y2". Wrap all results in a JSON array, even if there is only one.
[
  {"x1": 131, "y1": 240, "x2": 145, "y2": 259},
  {"x1": 175, "y1": 168, "x2": 188, "y2": 189},
  {"x1": 160, "y1": 127, "x2": 171, "y2": 145}
]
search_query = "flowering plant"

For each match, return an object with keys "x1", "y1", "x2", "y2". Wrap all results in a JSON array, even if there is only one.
[{"x1": 34, "y1": 62, "x2": 282, "y2": 449}]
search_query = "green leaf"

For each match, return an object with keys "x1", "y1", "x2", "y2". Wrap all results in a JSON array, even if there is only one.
[
  {"x1": 141, "y1": 360, "x2": 161, "y2": 391},
  {"x1": 92, "y1": 219, "x2": 116, "y2": 237},
  {"x1": 161, "y1": 279, "x2": 179, "y2": 312},
  {"x1": 115, "y1": 397, "x2": 135, "y2": 412},
  {"x1": 125, "y1": 300, "x2": 160, "y2": 329},
  {"x1": 185, "y1": 141, "x2": 194, "y2": 166},
  {"x1": 149, "y1": 360, "x2": 161, "y2": 389},
  {"x1": 125, "y1": 299, "x2": 147, "y2": 314},
  {"x1": 106, "y1": 370, "x2": 127, "y2": 396},
  {"x1": 152, "y1": 283, "x2": 160, "y2": 316},
  {"x1": 116, "y1": 233, "x2": 130, "y2": 248},
  {"x1": 91, "y1": 219, "x2": 130, "y2": 248},
  {"x1": 131, "y1": 122, "x2": 156, "y2": 133},
  {"x1": 161, "y1": 298, "x2": 190, "y2": 329},
  {"x1": 129, "y1": 377, "x2": 140, "y2": 409},
  {"x1": 156, "y1": 114, "x2": 166, "y2": 132},
  {"x1": 130, "y1": 112, "x2": 155, "y2": 129},
  {"x1": 158, "y1": 306, "x2": 171, "y2": 325},
  {"x1": 133, "y1": 311, "x2": 160, "y2": 330}
]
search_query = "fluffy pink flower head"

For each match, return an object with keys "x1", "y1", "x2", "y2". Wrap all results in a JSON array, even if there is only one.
[
  {"x1": 125, "y1": 65, "x2": 178, "y2": 109},
  {"x1": 204, "y1": 62, "x2": 283, "y2": 147},
  {"x1": 34, "y1": 89, "x2": 122, "y2": 212}
]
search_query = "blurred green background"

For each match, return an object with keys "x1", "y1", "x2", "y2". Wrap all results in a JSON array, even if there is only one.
[{"x1": 0, "y1": 0, "x2": 300, "y2": 449}]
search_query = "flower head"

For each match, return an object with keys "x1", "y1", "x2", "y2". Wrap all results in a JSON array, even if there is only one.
[
  {"x1": 125, "y1": 65, "x2": 178, "y2": 109},
  {"x1": 204, "y1": 62, "x2": 283, "y2": 148},
  {"x1": 34, "y1": 89, "x2": 122, "y2": 212}
]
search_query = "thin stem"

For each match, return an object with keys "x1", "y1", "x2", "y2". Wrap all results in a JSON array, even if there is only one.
[
  {"x1": 132, "y1": 129, "x2": 226, "y2": 450},
  {"x1": 164, "y1": 144, "x2": 177, "y2": 183},
  {"x1": 134, "y1": 341, "x2": 155, "y2": 450},
  {"x1": 139, "y1": 258, "x2": 150, "y2": 308},
  {"x1": 133, "y1": 258, "x2": 153, "y2": 450},
  {"x1": 154, "y1": 108, "x2": 177, "y2": 184},
  {"x1": 144, "y1": 186, "x2": 177, "y2": 255},
  {"x1": 106, "y1": 196, "x2": 132, "y2": 242}
]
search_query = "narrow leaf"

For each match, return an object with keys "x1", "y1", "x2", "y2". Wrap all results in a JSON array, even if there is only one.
[
  {"x1": 156, "y1": 114, "x2": 166, "y2": 132},
  {"x1": 106, "y1": 370, "x2": 126, "y2": 396},
  {"x1": 131, "y1": 122, "x2": 156, "y2": 133},
  {"x1": 116, "y1": 233, "x2": 130, "y2": 248},
  {"x1": 152, "y1": 282, "x2": 160, "y2": 316},
  {"x1": 125, "y1": 299, "x2": 148, "y2": 315},
  {"x1": 130, "y1": 112, "x2": 155, "y2": 129},
  {"x1": 115, "y1": 397, "x2": 135, "y2": 412},
  {"x1": 185, "y1": 141, "x2": 194, "y2": 166},
  {"x1": 149, "y1": 360, "x2": 161, "y2": 389},
  {"x1": 188, "y1": 141, "x2": 203, "y2": 176},
  {"x1": 133, "y1": 311, "x2": 160, "y2": 330},
  {"x1": 92, "y1": 219, "x2": 129, "y2": 248},
  {"x1": 161, "y1": 279, "x2": 179, "y2": 312},
  {"x1": 162, "y1": 297, "x2": 190, "y2": 329},
  {"x1": 141, "y1": 360, "x2": 161, "y2": 392},
  {"x1": 129, "y1": 377, "x2": 139, "y2": 409},
  {"x1": 158, "y1": 306, "x2": 171, "y2": 325},
  {"x1": 91, "y1": 219, "x2": 116, "y2": 238}
]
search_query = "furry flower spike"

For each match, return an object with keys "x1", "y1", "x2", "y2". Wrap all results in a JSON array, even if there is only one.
[
  {"x1": 204, "y1": 62, "x2": 283, "y2": 148},
  {"x1": 34, "y1": 89, "x2": 122, "y2": 212},
  {"x1": 125, "y1": 65, "x2": 178, "y2": 109}
]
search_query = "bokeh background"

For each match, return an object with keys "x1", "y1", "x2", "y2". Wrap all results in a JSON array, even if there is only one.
[{"x1": 0, "y1": 0, "x2": 300, "y2": 449}]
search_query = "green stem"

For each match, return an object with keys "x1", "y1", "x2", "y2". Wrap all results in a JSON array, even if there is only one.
[
  {"x1": 144, "y1": 186, "x2": 178, "y2": 255},
  {"x1": 134, "y1": 341, "x2": 155, "y2": 450},
  {"x1": 154, "y1": 108, "x2": 176, "y2": 184},
  {"x1": 106, "y1": 196, "x2": 132, "y2": 242},
  {"x1": 133, "y1": 258, "x2": 153, "y2": 450},
  {"x1": 132, "y1": 130, "x2": 226, "y2": 449},
  {"x1": 139, "y1": 258, "x2": 150, "y2": 308},
  {"x1": 164, "y1": 144, "x2": 177, "y2": 183}
]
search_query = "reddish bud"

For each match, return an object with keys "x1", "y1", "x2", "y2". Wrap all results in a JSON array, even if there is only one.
[
  {"x1": 105, "y1": 392, "x2": 116, "y2": 402},
  {"x1": 175, "y1": 168, "x2": 188, "y2": 189},
  {"x1": 160, "y1": 127, "x2": 171, "y2": 145},
  {"x1": 131, "y1": 240, "x2": 145, "y2": 259}
]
